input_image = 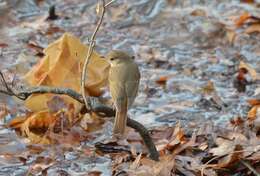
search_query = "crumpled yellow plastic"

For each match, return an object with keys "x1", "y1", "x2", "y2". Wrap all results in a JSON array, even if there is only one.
[{"x1": 24, "y1": 33, "x2": 109, "y2": 112}]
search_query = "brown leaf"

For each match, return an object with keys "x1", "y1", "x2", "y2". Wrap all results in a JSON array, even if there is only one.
[
  {"x1": 209, "y1": 138, "x2": 236, "y2": 156},
  {"x1": 247, "y1": 99, "x2": 260, "y2": 106},
  {"x1": 155, "y1": 76, "x2": 168, "y2": 86},
  {"x1": 45, "y1": 26, "x2": 65, "y2": 35},
  {"x1": 201, "y1": 81, "x2": 215, "y2": 94},
  {"x1": 240, "y1": 0, "x2": 255, "y2": 3},
  {"x1": 190, "y1": 9, "x2": 206, "y2": 17},
  {"x1": 247, "y1": 105, "x2": 260, "y2": 122},
  {"x1": 0, "y1": 104, "x2": 9, "y2": 120},
  {"x1": 130, "y1": 153, "x2": 142, "y2": 170},
  {"x1": 226, "y1": 29, "x2": 236, "y2": 44},
  {"x1": 229, "y1": 117, "x2": 244, "y2": 127},
  {"x1": 88, "y1": 171, "x2": 102, "y2": 176},
  {"x1": 235, "y1": 12, "x2": 251, "y2": 27},
  {"x1": 209, "y1": 137, "x2": 243, "y2": 167},
  {"x1": 239, "y1": 61, "x2": 257, "y2": 81},
  {"x1": 167, "y1": 122, "x2": 186, "y2": 149},
  {"x1": 8, "y1": 116, "x2": 28, "y2": 129},
  {"x1": 27, "y1": 41, "x2": 44, "y2": 54},
  {"x1": 133, "y1": 155, "x2": 175, "y2": 176},
  {"x1": 0, "y1": 43, "x2": 8, "y2": 48},
  {"x1": 245, "y1": 23, "x2": 260, "y2": 34}
]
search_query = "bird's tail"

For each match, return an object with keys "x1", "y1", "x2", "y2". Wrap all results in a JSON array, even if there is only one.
[{"x1": 113, "y1": 108, "x2": 127, "y2": 137}]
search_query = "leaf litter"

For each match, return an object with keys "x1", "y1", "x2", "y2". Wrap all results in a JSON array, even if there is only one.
[{"x1": 0, "y1": 0, "x2": 260, "y2": 175}]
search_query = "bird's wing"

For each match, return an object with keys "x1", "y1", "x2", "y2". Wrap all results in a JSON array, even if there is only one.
[
  {"x1": 126, "y1": 64, "x2": 140, "y2": 108},
  {"x1": 109, "y1": 67, "x2": 127, "y2": 111},
  {"x1": 125, "y1": 80, "x2": 139, "y2": 109}
]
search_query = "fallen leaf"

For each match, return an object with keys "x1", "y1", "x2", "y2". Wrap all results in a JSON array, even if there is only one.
[
  {"x1": 155, "y1": 76, "x2": 168, "y2": 86},
  {"x1": 226, "y1": 29, "x2": 236, "y2": 43},
  {"x1": 132, "y1": 155, "x2": 175, "y2": 176},
  {"x1": 247, "y1": 99, "x2": 260, "y2": 106},
  {"x1": 20, "y1": 110, "x2": 57, "y2": 144},
  {"x1": 239, "y1": 61, "x2": 257, "y2": 81},
  {"x1": 201, "y1": 81, "x2": 215, "y2": 94},
  {"x1": 247, "y1": 105, "x2": 260, "y2": 122},
  {"x1": 240, "y1": 0, "x2": 255, "y2": 3},
  {"x1": 0, "y1": 43, "x2": 8, "y2": 48},
  {"x1": 209, "y1": 137, "x2": 243, "y2": 167},
  {"x1": 0, "y1": 104, "x2": 9, "y2": 120},
  {"x1": 8, "y1": 116, "x2": 28, "y2": 129},
  {"x1": 245, "y1": 23, "x2": 260, "y2": 34},
  {"x1": 88, "y1": 171, "x2": 102, "y2": 176},
  {"x1": 130, "y1": 153, "x2": 142, "y2": 170},
  {"x1": 235, "y1": 12, "x2": 251, "y2": 27},
  {"x1": 167, "y1": 122, "x2": 186, "y2": 149},
  {"x1": 229, "y1": 117, "x2": 244, "y2": 127},
  {"x1": 27, "y1": 41, "x2": 44, "y2": 54},
  {"x1": 190, "y1": 9, "x2": 206, "y2": 17},
  {"x1": 45, "y1": 26, "x2": 65, "y2": 35},
  {"x1": 24, "y1": 33, "x2": 110, "y2": 112}
]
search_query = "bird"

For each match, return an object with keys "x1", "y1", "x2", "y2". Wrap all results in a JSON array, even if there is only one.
[{"x1": 106, "y1": 50, "x2": 140, "y2": 137}]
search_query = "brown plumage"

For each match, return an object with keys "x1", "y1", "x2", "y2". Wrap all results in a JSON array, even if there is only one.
[{"x1": 106, "y1": 50, "x2": 140, "y2": 137}]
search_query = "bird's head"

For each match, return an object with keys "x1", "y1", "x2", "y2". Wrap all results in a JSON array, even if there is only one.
[{"x1": 105, "y1": 50, "x2": 134, "y2": 66}]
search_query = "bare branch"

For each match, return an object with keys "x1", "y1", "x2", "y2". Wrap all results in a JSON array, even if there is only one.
[
  {"x1": 81, "y1": 0, "x2": 106, "y2": 110},
  {"x1": 105, "y1": 0, "x2": 117, "y2": 7},
  {"x1": 0, "y1": 84, "x2": 159, "y2": 160}
]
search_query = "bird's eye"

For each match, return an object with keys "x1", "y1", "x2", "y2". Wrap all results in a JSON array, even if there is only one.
[{"x1": 110, "y1": 57, "x2": 116, "y2": 61}]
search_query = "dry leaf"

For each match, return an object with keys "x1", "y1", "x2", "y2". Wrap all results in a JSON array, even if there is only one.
[
  {"x1": 0, "y1": 43, "x2": 8, "y2": 48},
  {"x1": 168, "y1": 122, "x2": 186, "y2": 149},
  {"x1": 245, "y1": 23, "x2": 260, "y2": 34},
  {"x1": 240, "y1": 0, "x2": 255, "y2": 3},
  {"x1": 155, "y1": 76, "x2": 168, "y2": 86},
  {"x1": 239, "y1": 61, "x2": 257, "y2": 81},
  {"x1": 190, "y1": 9, "x2": 206, "y2": 17},
  {"x1": 235, "y1": 12, "x2": 251, "y2": 27},
  {"x1": 88, "y1": 171, "x2": 102, "y2": 176},
  {"x1": 226, "y1": 29, "x2": 236, "y2": 43},
  {"x1": 247, "y1": 105, "x2": 260, "y2": 122},
  {"x1": 209, "y1": 138, "x2": 235, "y2": 156},
  {"x1": 130, "y1": 153, "x2": 142, "y2": 170},
  {"x1": 209, "y1": 137, "x2": 242, "y2": 167},
  {"x1": 24, "y1": 33, "x2": 109, "y2": 112},
  {"x1": 247, "y1": 99, "x2": 260, "y2": 106},
  {"x1": 229, "y1": 117, "x2": 244, "y2": 127},
  {"x1": 0, "y1": 104, "x2": 9, "y2": 120},
  {"x1": 8, "y1": 116, "x2": 28, "y2": 129},
  {"x1": 201, "y1": 81, "x2": 215, "y2": 94},
  {"x1": 134, "y1": 155, "x2": 175, "y2": 176}
]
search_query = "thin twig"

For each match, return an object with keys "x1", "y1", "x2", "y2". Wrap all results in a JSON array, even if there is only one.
[
  {"x1": 80, "y1": 0, "x2": 106, "y2": 110},
  {"x1": 0, "y1": 71, "x2": 12, "y2": 93},
  {"x1": 0, "y1": 71, "x2": 22, "y2": 99},
  {"x1": 240, "y1": 160, "x2": 260, "y2": 176},
  {"x1": 105, "y1": 0, "x2": 117, "y2": 7}
]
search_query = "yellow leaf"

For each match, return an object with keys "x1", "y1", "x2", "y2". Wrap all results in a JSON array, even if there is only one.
[{"x1": 24, "y1": 33, "x2": 110, "y2": 112}]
